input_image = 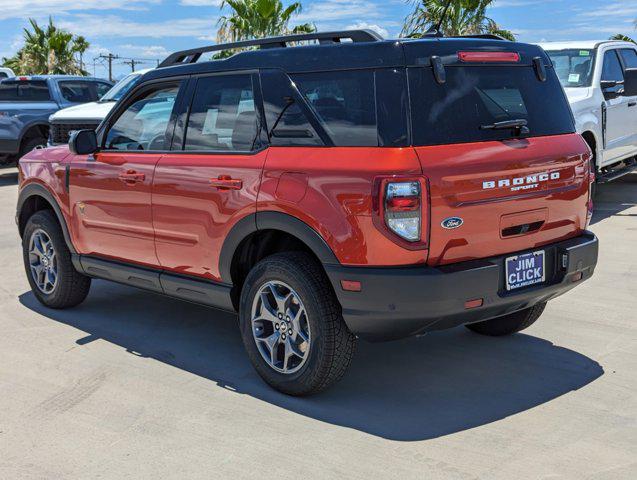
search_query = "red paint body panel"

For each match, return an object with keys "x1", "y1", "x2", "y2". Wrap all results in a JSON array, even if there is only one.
[
  {"x1": 18, "y1": 133, "x2": 592, "y2": 277},
  {"x1": 68, "y1": 151, "x2": 162, "y2": 266},
  {"x1": 415, "y1": 134, "x2": 591, "y2": 266},
  {"x1": 152, "y1": 150, "x2": 268, "y2": 281},
  {"x1": 258, "y1": 147, "x2": 427, "y2": 266}
]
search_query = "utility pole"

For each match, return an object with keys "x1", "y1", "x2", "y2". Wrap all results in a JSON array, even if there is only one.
[
  {"x1": 122, "y1": 58, "x2": 148, "y2": 73},
  {"x1": 97, "y1": 53, "x2": 120, "y2": 82}
]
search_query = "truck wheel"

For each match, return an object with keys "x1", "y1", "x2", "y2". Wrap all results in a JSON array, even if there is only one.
[
  {"x1": 20, "y1": 137, "x2": 47, "y2": 158},
  {"x1": 22, "y1": 210, "x2": 91, "y2": 309},
  {"x1": 465, "y1": 303, "x2": 546, "y2": 336},
  {"x1": 239, "y1": 252, "x2": 356, "y2": 396}
]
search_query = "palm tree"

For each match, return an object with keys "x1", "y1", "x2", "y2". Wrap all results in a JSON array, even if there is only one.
[
  {"x1": 74, "y1": 36, "x2": 90, "y2": 72},
  {"x1": 2, "y1": 17, "x2": 89, "y2": 75},
  {"x1": 216, "y1": 0, "x2": 314, "y2": 56},
  {"x1": 610, "y1": 34, "x2": 635, "y2": 43},
  {"x1": 402, "y1": 0, "x2": 515, "y2": 41}
]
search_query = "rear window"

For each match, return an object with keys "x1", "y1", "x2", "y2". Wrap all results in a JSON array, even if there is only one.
[
  {"x1": 292, "y1": 70, "x2": 377, "y2": 147},
  {"x1": 545, "y1": 49, "x2": 594, "y2": 87},
  {"x1": 0, "y1": 80, "x2": 51, "y2": 101},
  {"x1": 408, "y1": 66, "x2": 574, "y2": 146}
]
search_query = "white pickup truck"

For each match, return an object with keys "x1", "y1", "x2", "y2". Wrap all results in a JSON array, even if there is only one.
[{"x1": 540, "y1": 40, "x2": 637, "y2": 186}]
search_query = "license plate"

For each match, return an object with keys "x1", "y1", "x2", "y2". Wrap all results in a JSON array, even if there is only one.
[{"x1": 505, "y1": 250, "x2": 545, "y2": 291}]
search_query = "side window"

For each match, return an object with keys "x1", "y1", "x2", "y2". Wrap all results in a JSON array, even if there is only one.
[
  {"x1": 104, "y1": 84, "x2": 180, "y2": 151},
  {"x1": 96, "y1": 82, "x2": 112, "y2": 99},
  {"x1": 619, "y1": 49, "x2": 637, "y2": 69},
  {"x1": 184, "y1": 74, "x2": 258, "y2": 151},
  {"x1": 0, "y1": 72, "x2": 7, "y2": 79},
  {"x1": 601, "y1": 50, "x2": 625, "y2": 83},
  {"x1": 292, "y1": 70, "x2": 377, "y2": 146},
  {"x1": 58, "y1": 81, "x2": 103, "y2": 103}
]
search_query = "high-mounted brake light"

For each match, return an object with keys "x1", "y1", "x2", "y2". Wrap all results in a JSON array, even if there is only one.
[
  {"x1": 458, "y1": 51, "x2": 520, "y2": 63},
  {"x1": 18, "y1": 76, "x2": 30, "y2": 81}
]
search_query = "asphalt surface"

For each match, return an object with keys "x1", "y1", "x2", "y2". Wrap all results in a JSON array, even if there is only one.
[{"x1": 0, "y1": 168, "x2": 635, "y2": 479}]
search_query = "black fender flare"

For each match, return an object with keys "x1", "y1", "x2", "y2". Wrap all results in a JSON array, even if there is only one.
[
  {"x1": 219, "y1": 211, "x2": 339, "y2": 284},
  {"x1": 19, "y1": 121, "x2": 50, "y2": 145},
  {"x1": 17, "y1": 183, "x2": 76, "y2": 254}
]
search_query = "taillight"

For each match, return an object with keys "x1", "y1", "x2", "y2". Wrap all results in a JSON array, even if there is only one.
[
  {"x1": 373, "y1": 176, "x2": 428, "y2": 249},
  {"x1": 385, "y1": 181, "x2": 421, "y2": 242}
]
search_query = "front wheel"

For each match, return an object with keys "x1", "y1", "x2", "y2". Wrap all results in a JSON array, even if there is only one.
[
  {"x1": 465, "y1": 303, "x2": 546, "y2": 336},
  {"x1": 22, "y1": 210, "x2": 91, "y2": 309},
  {"x1": 239, "y1": 252, "x2": 356, "y2": 396}
]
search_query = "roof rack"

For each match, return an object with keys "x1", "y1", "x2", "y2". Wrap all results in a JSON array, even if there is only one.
[{"x1": 159, "y1": 30, "x2": 384, "y2": 68}]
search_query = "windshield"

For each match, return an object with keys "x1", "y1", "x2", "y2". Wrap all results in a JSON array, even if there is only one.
[
  {"x1": 100, "y1": 72, "x2": 143, "y2": 102},
  {"x1": 545, "y1": 49, "x2": 595, "y2": 87}
]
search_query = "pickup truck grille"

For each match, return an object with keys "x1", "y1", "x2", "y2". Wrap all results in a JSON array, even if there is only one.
[{"x1": 50, "y1": 122, "x2": 101, "y2": 146}]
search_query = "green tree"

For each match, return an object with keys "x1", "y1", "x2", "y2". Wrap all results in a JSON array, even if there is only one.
[
  {"x1": 402, "y1": 0, "x2": 515, "y2": 41},
  {"x1": 216, "y1": 0, "x2": 315, "y2": 56},
  {"x1": 2, "y1": 17, "x2": 89, "y2": 75}
]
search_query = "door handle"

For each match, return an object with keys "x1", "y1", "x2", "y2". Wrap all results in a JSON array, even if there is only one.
[
  {"x1": 118, "y1": 170, "x2": 145, "y2": 184},
  {"x1": 210, "y1": 175, "x2": 243, "y2": 191}
]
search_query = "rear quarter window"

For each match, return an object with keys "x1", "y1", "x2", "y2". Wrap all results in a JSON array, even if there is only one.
[
  {"x1": 0, "y1": 80, "x2": 51, "y2": 101},
  {"x1": 408, "y1": 65, "x2": 575, "y2": 146}
]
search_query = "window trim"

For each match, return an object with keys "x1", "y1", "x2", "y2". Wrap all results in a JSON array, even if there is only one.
[
  {"x1": 600, "y1": 49, "x2": 625, "y2": 84},
  {"x1": 97, "y1": 77, "x2": 186, "y2": 154},
  {"x1": 173, "y1": 69, "x2": 270, "y2": 156}
]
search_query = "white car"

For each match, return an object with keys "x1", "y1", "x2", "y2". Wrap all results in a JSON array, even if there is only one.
[
  {"x1": 0, "y1": 67, "x2": 15, "y2": 79},
  {"x1": 48, "y1": 69, "x2": 152, "y2": 146},
  {"x1": 540, "y1": 41, "x2": 637, "y2": 185}
]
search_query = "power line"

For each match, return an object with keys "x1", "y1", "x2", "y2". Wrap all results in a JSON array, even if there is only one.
[{"x1": 95, "y1": 53, "x2": 121, "y2": 82}]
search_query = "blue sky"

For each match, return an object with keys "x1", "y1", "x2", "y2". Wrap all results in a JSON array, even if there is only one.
[{"x1": 1, "y1": 0, "x2": 636, "y2": 80}]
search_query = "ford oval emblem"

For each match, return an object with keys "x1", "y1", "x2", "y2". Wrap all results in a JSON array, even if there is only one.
[{"x1": 441, "y1": 217, "x2": 464, "y2": 229}]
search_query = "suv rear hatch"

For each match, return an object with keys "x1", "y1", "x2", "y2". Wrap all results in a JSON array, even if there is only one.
[{"x1": 404, "y1": 40, "x2": 591, "y2": 266}]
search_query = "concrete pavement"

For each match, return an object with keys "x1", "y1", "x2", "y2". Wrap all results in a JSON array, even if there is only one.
[{"x1": 0, "y1": 169, "x2": 635, "y2": 479}]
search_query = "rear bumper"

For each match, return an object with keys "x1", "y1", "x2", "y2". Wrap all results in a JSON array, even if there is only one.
[{"x1": 325, "y1": 232, "x2": 598, "y2": 341}]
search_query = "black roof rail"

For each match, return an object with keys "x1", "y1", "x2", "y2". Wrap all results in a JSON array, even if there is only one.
[{"x1": 159, "y1": 29, "x2": 384, "y2": 68}]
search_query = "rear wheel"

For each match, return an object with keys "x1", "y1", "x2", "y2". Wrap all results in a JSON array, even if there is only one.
[
  {"x1": 465, "y1": 303, "x2": 546, "y2": 336},
  {"x1": 22, "y1": 210, "x2": 91, "y2": 309},
  {"x1": 239, "y1": 252, "x2": 356, "y2": 396}
]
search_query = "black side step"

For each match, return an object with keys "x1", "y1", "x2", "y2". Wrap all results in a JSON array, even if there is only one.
[
  {"x1": 597, "y1": 160, "x2": 637, "y2": 184},
  {"x1": 76, "y1": 255, "x2": 235, "y2": 312}
]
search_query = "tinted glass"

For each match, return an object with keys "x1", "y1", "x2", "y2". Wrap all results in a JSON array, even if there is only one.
[
  {"x1": 545, "y1": 49, "x2": 594, "y2": 87},
  {"x1": 619, "y1": 48, "x2": 637, "y2": 69},
  {"x1": 104, "y1": 84, "x2": 179, "y2": 151},
  {"x1": 59, "y1": 81, "x2": 104, "y2": 103},
  {"x1": 0, "y1": 81, "x2": 51, "y2": 101},
  {"x1": 184, "y1": 74, "x2": 258, "y2": 151},
  {"x1": 601, "y1": 50, "x2": 624, "y2": 82},
  {"x1": 96, "y1": 82, "x2": 112, "y2": 99},
  {"x1": 292, "y1": 70, "x2": 377, "y2": 146},
  {"x1": 260, "y1": 69, "x2": 322, "y2": 147},
  {"x1": 409, "y1": 66, "x2": 574, "y2": 146},
  {"x1": 0, "y1": 72, "x2": 7, "y2": 79}
]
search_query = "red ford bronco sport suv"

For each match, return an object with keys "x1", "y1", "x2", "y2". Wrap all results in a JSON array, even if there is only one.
[{"x1": 17, "y1": 30, "x2": 599, "y2": 395}]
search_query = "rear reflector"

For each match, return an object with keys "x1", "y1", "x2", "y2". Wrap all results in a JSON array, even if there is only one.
[
  {"x1": 465, "y1": 298, "x2": 484, "y2": 309},
  {"x1": 340, "y1": 280, "x2": 362, "y2": 292},
  {"x1": 572, "y1": 272, "x2": 583, "y2": 283},
  {"x1": 458, "y1": 51, "x2": 520, "y2": 63}
]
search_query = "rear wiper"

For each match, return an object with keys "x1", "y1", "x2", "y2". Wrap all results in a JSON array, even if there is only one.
[{"x1": 480, "y1": 119, "x2": 529, "y2": 135}]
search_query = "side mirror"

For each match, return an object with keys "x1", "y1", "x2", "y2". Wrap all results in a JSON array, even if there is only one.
[
  {"x1": 69, "y1": 129, "x2": 98, "y2": 155},
  {"x1": 623, "y1": 68, "x2": 637, "y2": 97},
  {"x1": 601, "y1": 80, "x2": 622, "y2": 100}
]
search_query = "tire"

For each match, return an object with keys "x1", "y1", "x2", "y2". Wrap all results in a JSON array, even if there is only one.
[
  {"x1": 239, "y1": 252, "x2": 356, "y2": 396},
  {"x1": 465, "y1": 303, "x2": 546, "y2": 337},
  {"x1": 22, "y1": 210, "x2": 91, "y2": 309},
  {"x1": 20, "y1": 137, "x2": 47, "y2": 158}
]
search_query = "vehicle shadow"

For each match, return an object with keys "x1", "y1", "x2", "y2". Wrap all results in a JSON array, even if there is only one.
[
  {"x1": 591, "y1": 173, "x2": 637, "y2": 225},
  {"x1": 0, "y1": 169, "x2": 18, "y2": 187},
  {"x1": 19, "y1": 282, "x2": 603, "y2": 442}
]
